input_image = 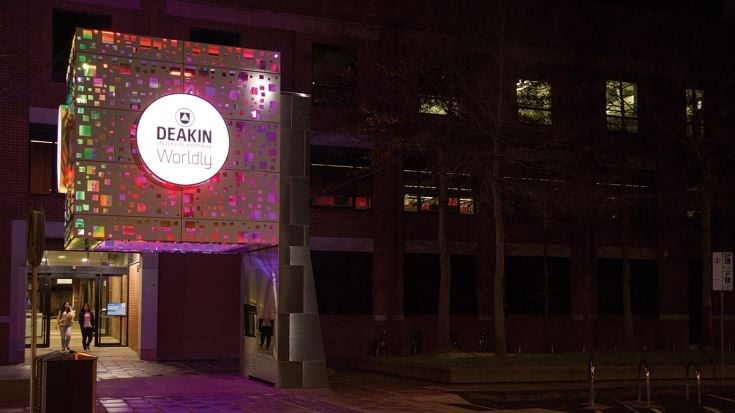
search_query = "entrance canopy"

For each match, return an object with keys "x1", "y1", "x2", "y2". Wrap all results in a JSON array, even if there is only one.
[{"x1": 59, "y1": 29, "x2": 281, "y2": 253}]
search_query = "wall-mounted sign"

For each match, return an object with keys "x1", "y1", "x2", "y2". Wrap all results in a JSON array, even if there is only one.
[
  {"x1": 106, "y1": 302, "x2": 127, "y2": 316},
  {"x1": 136, "y1": 93, "x2": 230, "y2": 186},
  {"x1": 713, "y1": 251, "x2": 733, "y2": 292}
]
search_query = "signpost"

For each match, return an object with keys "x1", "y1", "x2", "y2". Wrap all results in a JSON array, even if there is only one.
[
  {"x1": 713, "y1": 251, "x2": 733, "y2": 381},
  {"x1": 26, "y1": 210, "x2": 45, "y2": 411}
]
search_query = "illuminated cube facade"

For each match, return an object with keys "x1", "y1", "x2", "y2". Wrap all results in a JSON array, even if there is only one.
[{"x1": 60, "y1": 28, "x2": 282, "y2": 252}]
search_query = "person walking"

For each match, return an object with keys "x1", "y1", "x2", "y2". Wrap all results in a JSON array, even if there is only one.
[
  {"x1": 57, "y1": 302, "x2": 75, "y2": 351},
  {"x1": 78, "y1": 303, "x2": 95, "y2": 351}
]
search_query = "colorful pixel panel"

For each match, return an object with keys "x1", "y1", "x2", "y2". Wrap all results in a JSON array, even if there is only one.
[
  {"x1": 74, "y1": 29, "x2": 182, "y2": 64},
  {"x1": 183, "y1": 67, "x2": 280, "y2": 122},
  {"x1": 64, "y1": 29, "x2": 281, "y2": 252}
]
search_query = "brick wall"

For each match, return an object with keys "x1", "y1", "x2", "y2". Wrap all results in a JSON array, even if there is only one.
[{"x1": 3, "y1": 0, "x2": 735, "y2": 366}]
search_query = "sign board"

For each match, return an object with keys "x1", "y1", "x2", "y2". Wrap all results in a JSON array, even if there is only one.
[
  {"x1": 136, "y1": 94, "x2": 230, "y2": 186},
  {"x1": 106, "y1": 302, "x2": 127, "y2": 316},
  {"x1": 713, "y1": 251, "x2": 734, "y2": 291}
]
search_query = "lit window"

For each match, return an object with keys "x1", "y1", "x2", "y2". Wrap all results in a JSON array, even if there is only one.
[
  {"x1": 403, "y1": 156, "x2": 473, "y2": 214},
  {"x1": 606, "y1": 80, "x2": 638, "y2": 133},
  {"x1": 419, "y1": 96, "x2": 459, "y2": 116},
  {"x1": 310, "y1": 146, "x2": 371, "y2": 209},
  {"x1": 686, "y1": 89, "x2": 704, "y2": 138},
  {"x1": 418, "y1": 70, "x2": 459, "y2": 116},
  {"x1": 516, "y1": 79, "x2": 552, "y2": 125}
]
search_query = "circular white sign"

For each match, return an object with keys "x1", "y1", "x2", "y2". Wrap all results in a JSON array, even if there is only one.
[{"x1": 136, "y1": 94, "x2": 229, "y2": 186}]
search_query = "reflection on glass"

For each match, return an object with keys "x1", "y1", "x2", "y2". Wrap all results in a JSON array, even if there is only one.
[
  {"x1": 419, "y1": 96, "x2": 459, "y2": 115},
  {"x1": 606, "y1": 80, "x2": 638, "y2": 133},
  {"x1": 420, "y1": 196, "x2": 438, "y2": 212},
  {"x1": 686, "y1": 88, "x2": 704, "y2": 138},
  {"x1": 98, "y1": 274, "x2": 128, "y2": 346},
  {"x1": 459, "y1": 198, "x2": 474, "y2": 215},
  {"x1": 516, "y1": 79, "x2": 552, "y2": 125},
  {"x1": 404, "y1": 194, "x2": 419, "y2": 212}
]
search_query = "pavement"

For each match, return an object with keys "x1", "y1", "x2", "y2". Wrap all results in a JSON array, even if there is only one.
[{"x1": 5, "y1": 342, "x2": 735, "y2": 412}]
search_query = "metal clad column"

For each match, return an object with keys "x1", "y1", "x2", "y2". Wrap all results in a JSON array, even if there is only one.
[{"x1": 276, "y1": 93, "x2": 327, "y2": 388}]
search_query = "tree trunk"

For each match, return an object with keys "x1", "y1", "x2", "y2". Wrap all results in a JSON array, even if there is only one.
[
  {"x1": 621, "y1": 209, "x2": 636, "y2": 351},
  {"x1": 436, "y1": 150, "x2": 452, "y2": 353},
  {"x1": 492, "y1": 0, "x2": 507, "y2": 356},
  {"x1": 701, "y1": 190, "x2": 713, "y2": 347},
  {"x1": 543, "y1": 216, "x2": 550, "y2": 351},
  {"x1": 492, "y1": 171, "x2": 506, "y2": 356}
]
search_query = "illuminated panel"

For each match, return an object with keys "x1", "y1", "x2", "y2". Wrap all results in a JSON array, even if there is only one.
[
  {"x1": 63, "y1": 28, "x2": 281, "y2": 252},
  {"x1": 57, "y1": 105, "x2": 72, "y2": 193}
]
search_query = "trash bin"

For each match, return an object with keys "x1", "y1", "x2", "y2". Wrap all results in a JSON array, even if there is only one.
[{"x1": 33, "y1": 351, "x2": 97, "y2": 413}]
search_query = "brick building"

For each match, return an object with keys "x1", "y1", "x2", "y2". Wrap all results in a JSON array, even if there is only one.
[{"x1": 2, "y1": 0, "x2": 735, "y2": 371}]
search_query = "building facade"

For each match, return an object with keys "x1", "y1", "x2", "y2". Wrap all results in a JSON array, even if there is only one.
[{"x1": 2, "y1": 0, "x2": 735, "y2": 372}]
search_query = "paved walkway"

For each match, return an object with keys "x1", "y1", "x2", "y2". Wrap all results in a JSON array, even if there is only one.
[
  {"x1": 0, "y1": 345, "x2": 480, "y2": 413},
  {"x1": 4, "y1": 345, "x2": 735, "y2": 412}
]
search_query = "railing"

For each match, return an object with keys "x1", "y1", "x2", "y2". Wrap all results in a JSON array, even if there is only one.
[
  {"x1": 685, "y1": 361, "x2": 702, "y2": 405},
  {"x1": 637, "y1": 359, "x2": 651, "y2": 407},
  {"x1": 588, "y1": 354, "x2": 596, "y2": 408}
]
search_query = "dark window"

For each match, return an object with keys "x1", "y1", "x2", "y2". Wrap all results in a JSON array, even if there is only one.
[
  {"x1": 597, "y1": 259, "x2": 659, "y2": 315},
  {"x1": 311, "y1": 251, "x2": 372, "y2": 314},
  {"x1": 310, "y1": 145, "x2": 371, "y2": 209},
  {"x1": 450, "y1": 255, "x2": 477, "y2": 315},
  {"x1": 190, "y1": 27, "x2": 241, "y2": 46},
  {"x1": 52, "y1": 10, "x2": 111, "y2": 82},
  {"x1": 312, "y1": 43, "x2": 356, "y2": 107},
  {"x1": 506, "y1": 256, "x2": 571, "y2": 315},
  {"x1": 404, "y1": 254, "x2": 477, "y2": 315},
  {"x1": 29, "y1": 124, "x2": 58, "y2": 195}
]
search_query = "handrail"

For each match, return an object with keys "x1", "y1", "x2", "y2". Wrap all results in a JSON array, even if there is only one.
[
  {"x1": 637, "y1": 359, "x2": 651, "y2": 407},
  {"x1": 685, "y1": 361, "x2": 702, "y2": 405},
  {"x1": 588, "y1": 354, "x2": 595, "y2": 408}
]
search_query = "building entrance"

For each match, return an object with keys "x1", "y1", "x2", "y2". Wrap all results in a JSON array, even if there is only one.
[{"x1": 26, "y1": 251, "x2": 130, "y2": 349}]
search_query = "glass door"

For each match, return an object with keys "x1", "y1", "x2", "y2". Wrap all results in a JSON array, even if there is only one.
[
  {"x1": 26, "y1": 274, "x2": 50, "y2": 348},
  {"x1": 96, "y1": 274, "x2": 128, "y2": 346}
]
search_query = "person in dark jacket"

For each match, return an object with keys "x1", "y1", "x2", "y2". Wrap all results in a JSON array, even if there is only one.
[{"x1": 78, "y1": 303, "x2": 96, "y2": 351}]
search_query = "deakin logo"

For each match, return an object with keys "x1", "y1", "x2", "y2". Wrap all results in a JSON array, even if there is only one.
[{"x1": 175, "y1": 108, "x2": 194, "y2": 127}]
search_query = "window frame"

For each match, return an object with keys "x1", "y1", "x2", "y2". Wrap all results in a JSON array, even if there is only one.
[
  {"x1": 403, "y1": 161, "x2": 473, "y2": 215},
  {"x1": 311, "y1": 251, "x2": 373, "y2": 315},
  {"x1": 516, "y1": 79, "x2": 552, "y2": 125},
  {"x1": 310, "y1": 145, "x2": 372, "y2": 209},
  {"x1": 605, "y1": 80, "x2": 638, "y2": 133},
  {"x1": 29, "y1": 123, "x2": 60, "y2": 195},
  {"x1": 311, "y1": 43, "x2": 357, "y2": 107}
]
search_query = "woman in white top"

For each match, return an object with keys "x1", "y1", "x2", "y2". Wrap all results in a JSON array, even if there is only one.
[{"x1": 57, "y1": 302, "x2": 75, "y2": 351}]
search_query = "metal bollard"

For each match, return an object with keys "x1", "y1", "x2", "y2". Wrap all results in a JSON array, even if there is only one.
[
  {"x1": 686, "y1": 361, "x2": 702, "y2": 406},
  {"x1": 638, "y1": 359, "x2": 650, "y2": 407},
  {"x1": 588, "y1": 355, "x2": 595, "y2": 408}
]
